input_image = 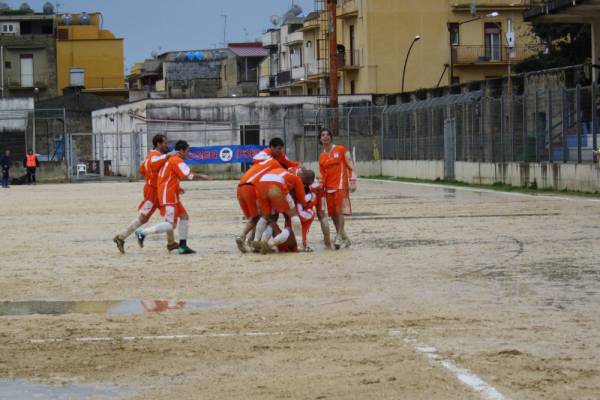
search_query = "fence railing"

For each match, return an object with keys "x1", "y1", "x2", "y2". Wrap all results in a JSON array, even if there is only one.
[
  {"x1": 452, "y1": 45, "x2": 542, "y2": 65},
  {"x1": 283, "y1": 83, "x2": 600, "y2": 165}
]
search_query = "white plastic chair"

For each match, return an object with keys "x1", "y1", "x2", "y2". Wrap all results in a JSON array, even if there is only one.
[{"x1": 76, "y1": 163, "x2": 87, "y2": 176}]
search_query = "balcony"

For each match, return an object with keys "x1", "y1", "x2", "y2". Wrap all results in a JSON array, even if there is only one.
[
  {"x1": 452, "y1": 45, "x2": 541, "y2": 65},
  {"x1": 262, "y1": 30, "x2": 280, "y2": 48},
  {"x1": 284, "y1": 30, "x2": 303, "y2": 45},
  {"x1": 291, "y1": 65, "x2": 306, "y2": 81},
  {"x1": 5, "y1": 74, "x2": 49, "y2": 89},
  {"x1": 337, "y1": 0, "x2": 358, "y2": 18},
  {"x1": 259, "y1": 75, "x2": 276, "y2": 91},
  {"x1": 339, "y1": 49, "x2": 362, "y2": 71},
  {"x1": 307, "y1": 60, "x2": 328, "y2": 78},
  {"x1": 300, "y1": 16, "x2": 320, "y2": 32},
  {"x1": 277, "y1": 70, "x2": 291, "y2": 86},
  {"x1": 449, "y1": 0, "x2": 533, "y2": 11}
]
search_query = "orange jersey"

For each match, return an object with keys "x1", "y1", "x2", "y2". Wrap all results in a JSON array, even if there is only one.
[
  {"x1": 319, "y1": 145, "x2": 352, "y2": 191},
  {"x1": 253, "y1": 148, "x2": 299, "y2": 169},
  {"x1": 157, "y1": 156, "x2": 194, "y2": 206},
  {"x1": 239, "y1": 158, "x2": 280, "y2": 186},
  {"x1": 140, "y1": 149, "x2": 169, "y2": 188},
  {"x1": 259, "y1": 168, "x2": 306, "y2": 208}
]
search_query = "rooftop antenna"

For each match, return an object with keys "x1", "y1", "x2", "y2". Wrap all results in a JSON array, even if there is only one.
[
  {"x1": 221, "y1": 13, "x2": 228, "y2": 47},
  {"x1": 55, "y1": 2, "x2": 61, "y2": 13},
  {"x1": 243, "y1": 28, "x2": 249, "y2": 41}
]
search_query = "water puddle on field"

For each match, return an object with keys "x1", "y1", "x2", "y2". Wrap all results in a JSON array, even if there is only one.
[
  {"x1": 0, "y1": 379, "x2": 134, "y2": 399},
  {"x1": 0, "y1": 299, "x2": 225, "y2": 317}
]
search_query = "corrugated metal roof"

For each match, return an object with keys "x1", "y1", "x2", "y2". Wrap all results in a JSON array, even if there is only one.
[{"x1": 229, "y1": 46, "x2": 268, "y2": 58}]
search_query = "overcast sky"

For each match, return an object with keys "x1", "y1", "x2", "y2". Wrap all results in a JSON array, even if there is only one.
[{"x1": 18, "y1": 0, "x2": 315, "y2": 71}]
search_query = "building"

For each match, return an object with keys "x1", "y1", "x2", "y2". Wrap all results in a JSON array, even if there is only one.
[
  {"x1": 0, "y1": 10, "x2": 57, "y2": 100},
  {"x1": 261, "y1": 0, "x2": 541, "y2": 96},
  {"x1": 56, "y1": 12, "x2": 126, "y2": 100},
  {"x1": 128, "y1": 43, "x2": 267, "y2": 100}
]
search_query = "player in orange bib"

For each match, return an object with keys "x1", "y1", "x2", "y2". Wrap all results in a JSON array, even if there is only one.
[
  {"x1": 253, "y1": 137, "x2": 299, "y2": 169},
  {"x1": 318, "y1": 128, "x2": 357, "y2": 249},
  {"x1": 254, "y1": 167, "x2": 315, "y2": 254},
  {"x1": 236, "y1": 157, "x2": 280, "y2": 253},
  {"x1": 113, "y1": 134, "x2": 177, "y2": 254},
  {"x1": 135, "y1": 140, "x2": 211, "y2": 255}
]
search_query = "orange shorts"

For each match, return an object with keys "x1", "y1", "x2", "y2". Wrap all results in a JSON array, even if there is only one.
[
  {"x1": 237, "y1": 184, "x2": 259, "y2": 218},
  {"x1": 138, "y1": 185, "x2": 158, "y2": 217},
  {"x1": 160, "y1": 202, "x2": 187, "y2": 227},
  {"x1": 256, "y1": 182, "x2": 295, "y2": 216},
  {"x1": 325, "y1": 190, "x2": 345, "y2": 217}
]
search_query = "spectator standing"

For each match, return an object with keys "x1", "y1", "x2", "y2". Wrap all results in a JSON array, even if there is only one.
[
  {"x1": 1, "y1": 149, "x2": 10, "y2": 188},
  {"x1": 23, "y1": 150, "x2": 39, "y2": 185}
]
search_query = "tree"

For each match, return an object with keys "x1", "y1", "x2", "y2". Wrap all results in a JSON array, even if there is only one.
[{"x1": 513, "y1": 24, "x2": 591, "y2": 73}]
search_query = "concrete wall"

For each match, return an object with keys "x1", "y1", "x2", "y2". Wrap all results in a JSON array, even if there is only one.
[
  {"x1": 37, "y1": 161, "x2": 67, "y2": 183},
  {"x1": 352, "y1": 159, "x2": 600, "y2": 193}
]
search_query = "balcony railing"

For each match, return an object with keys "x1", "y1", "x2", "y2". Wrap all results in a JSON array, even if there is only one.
[
  {"x1": 277, "y1": 70, "x2": 291, "y2": 86},
  {"x1": 337, "y1": 0, "x2": 358, "y2": 17},
  {"x1": 262, "y1": 30, "x2": 280, "y2": 48},
  {"x1": 259, "y1": 75, "x2": 276, "y2": 91},
  {"x1": 284, "y1": 30, "x2": 303, "y2": 45},
  {"x1": 449, "y1": 0, "x2": 533, "y2": 9},
  {"x1": 291, "y1": 65, "x2": 306, "y2": 81},
  {"x1": 452, "y1": 45, "x2": 542, "y2": 65},
  {"x1": 307, "y1": 60, "x2": 328, "y2": 76},
  {"x1": 339, "y1": 49, "x2": 362, "y2": 70},
  {"x1": 5, "y1": 74, "x2": 49, "y2": 89}
]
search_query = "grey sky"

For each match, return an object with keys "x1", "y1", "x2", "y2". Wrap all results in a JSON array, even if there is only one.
[{"x1": 19, "y1": 0, "x2": 315, "y2": 71}]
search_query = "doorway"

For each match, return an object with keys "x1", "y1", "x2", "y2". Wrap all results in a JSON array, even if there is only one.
[{"x1": 240, "y1": 124, "x2": 260, "y2": 172}]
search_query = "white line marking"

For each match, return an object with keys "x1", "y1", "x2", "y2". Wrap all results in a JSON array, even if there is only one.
[
  {"x1": 391, "y1": 330, "x2": 510, "y2": 400},
  {"x1": 29, "y1": 331, "x2": 288, "y2": 344},
  {"x1": 366, "y1": 178, "x2": 600, "y2": 203}
]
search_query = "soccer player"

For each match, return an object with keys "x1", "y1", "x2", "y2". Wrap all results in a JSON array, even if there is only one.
[
  {"x1": 254, "y1": 167, "x2": 315, "y2": 253},
  {"x1": 135, "y1": 140, "x2": 211, "y2": 255},
  {"x1": 253, "y1": 137, "x2": 299, "y2": 169},
  {"x1": 236, "y1": 157, "x2": 280, "y2": 253},
  {"x1": 113, "y1": 134, "x2": 176, "y2": 254},
  {"x1": 318, "y1": 128, "x2": 357, "y2": 249}
]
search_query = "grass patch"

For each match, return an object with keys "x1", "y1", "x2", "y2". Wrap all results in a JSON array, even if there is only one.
[{"x1": 362, "y1": 175, "x2": 600, "y2": 198}]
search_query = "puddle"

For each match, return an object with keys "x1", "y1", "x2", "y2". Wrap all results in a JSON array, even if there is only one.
[
  {"x1": 0, "y1": 300, "x2": 225, "y2": 317},
  {"x1": 0, "y1": 379, "x2": 133, "y2": 400}
]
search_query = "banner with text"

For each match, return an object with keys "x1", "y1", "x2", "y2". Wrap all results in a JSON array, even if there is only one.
[{"x1": 184, "y1": 145, "x2": 266, "y2": 165}]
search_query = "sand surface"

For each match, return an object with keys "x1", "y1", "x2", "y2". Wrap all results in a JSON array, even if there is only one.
[{"x1": 0, "y1": 179, "x2": 598, "y2": 399}]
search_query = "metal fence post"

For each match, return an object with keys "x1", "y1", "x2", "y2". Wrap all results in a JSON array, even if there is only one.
[
  {"x1": 500, "y1": 95, "x2": 505, "y2": 162},
  {"x1": 479, "y1": 96, "x2": 485, "y2": 162},
  {"x1": 576, "y1": 84, "x2": 582, "y2": 163},
  {"x1": 523, "y1": 91, "x2": 528, "y2": 162},
  {"x1": 562, "y1": 87, "x2": 568, "y2": 163},
  {"x1": 380, "y1": 106, "x2": 388, "y2": 174},
  {"x1": 548, "y1": 89, "x2": 553, "y2": 163},
  {"x1": 593, "y1": 82, "x2": 598, "y2": 152},
  {"x1": 99, "y1": 133, "x2": 105, "y2": 180},
  {"x1": 534, "y1": 90, "x2": 538, "y2": 162},
  {"x1": 347, "y1": 107, "x2": 353, "y2": 154},
  {"x1": 511, "y1": 94, "x2": 516, "y2": 162}
]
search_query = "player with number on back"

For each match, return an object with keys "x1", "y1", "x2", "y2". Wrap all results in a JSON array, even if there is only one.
[{"x1": 136, "y1": 140, "x2": 211, "y2": 255}]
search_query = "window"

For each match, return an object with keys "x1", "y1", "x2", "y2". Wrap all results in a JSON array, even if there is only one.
[
  {"x1": 290, "y1": 47, "x2": 302, "y2": 68},
  {"x1": 57, "y1": 29, "x2": 69, "y2": 40},
  {"x1": 20, "y1": 54, "x2": 34, "y2": 87},
  {"x1": 4, "y1": 61, "x2": 10, "y2": 69},
  {"x1": 484, "y1": 23, "x2": 502, "y2": 61},
  {"x1": 448, "y1": 23, "x2": 460, "y2": 46},
  {"x1": 350, "y1": 80, "x2": 356, "y2": 95}
]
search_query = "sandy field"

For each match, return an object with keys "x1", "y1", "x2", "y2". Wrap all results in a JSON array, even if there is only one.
[{"x1": 0, "y1": 179, "x2": 599, "y2": 399}]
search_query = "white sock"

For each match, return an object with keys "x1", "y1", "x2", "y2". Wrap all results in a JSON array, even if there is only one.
[
  {"x1": 120, "y1": 218, "x2": 142, "y2": 238},
  {"x1": 255, "y1": 217, "x2": 268, "y2": 242},
  {"x1": 142, "y1": 222, "x2": 173, "y2": 236},
  {"x1": 179, "y1": 219, "x2": 189, "y2": 241},
  {"x1": 272, "y1": 228, "x2": 290, "y2": 245},
  {"x1": 261, "y1": 226, "x2": 273, "y2": 242},
  {"x1": 291, "y1": 216, "x2": 302, "y2": 242}
]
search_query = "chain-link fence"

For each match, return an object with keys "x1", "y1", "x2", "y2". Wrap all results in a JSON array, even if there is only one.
[{"x1": 284, "y1": 83, "x2": 600, "y2": 165}]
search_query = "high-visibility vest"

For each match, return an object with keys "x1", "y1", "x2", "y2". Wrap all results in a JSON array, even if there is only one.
[{"x1": 26, "y1": 154, "x2": 36, "y2": 168}]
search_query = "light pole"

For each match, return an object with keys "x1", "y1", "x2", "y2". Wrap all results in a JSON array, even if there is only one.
[
  {"x1": 448, "y1": 12, "x2": 499, "y2": 86},
  {"x1": 401, "y1": 35, "x2": 421, "y2": 93}
]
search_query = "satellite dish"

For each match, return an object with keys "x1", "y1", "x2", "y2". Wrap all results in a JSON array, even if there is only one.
[
  {"x1": 270, "y1": 15, "x2": 281, "y2": 27},
  {"x1": 79, "y1": 12, "x2": 91, "y2": 25},
  {"x1": 62, "y1": 14, "x2": 73, "y2": 25},
  {"x1": 42, "y1": 1, "x2": 54, "y2": 14}
]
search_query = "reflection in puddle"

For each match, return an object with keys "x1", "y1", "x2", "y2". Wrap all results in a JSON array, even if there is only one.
[
  {"x1": 0, "y1": 379, "x2": 133, "y2": 400},
  {"x1": 0, "y1": 300, "x2": 225, "y2": 317}
]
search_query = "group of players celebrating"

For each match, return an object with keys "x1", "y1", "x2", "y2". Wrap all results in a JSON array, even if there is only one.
[{"x1": 113, "y1": 128, "x2": 356, "y2": 255}]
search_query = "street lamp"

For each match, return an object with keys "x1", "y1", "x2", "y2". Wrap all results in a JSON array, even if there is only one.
[
  {"x1": 448, "y1": 12, "x2": 500, "y2": 86},
  {"x1": 401, "y1": 35, "x2": 421, "y2": 93}
]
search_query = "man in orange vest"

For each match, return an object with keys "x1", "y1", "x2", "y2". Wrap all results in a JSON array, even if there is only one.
[{"x1": 23, "y1": 149, "x2": 39, "y2": 185}]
